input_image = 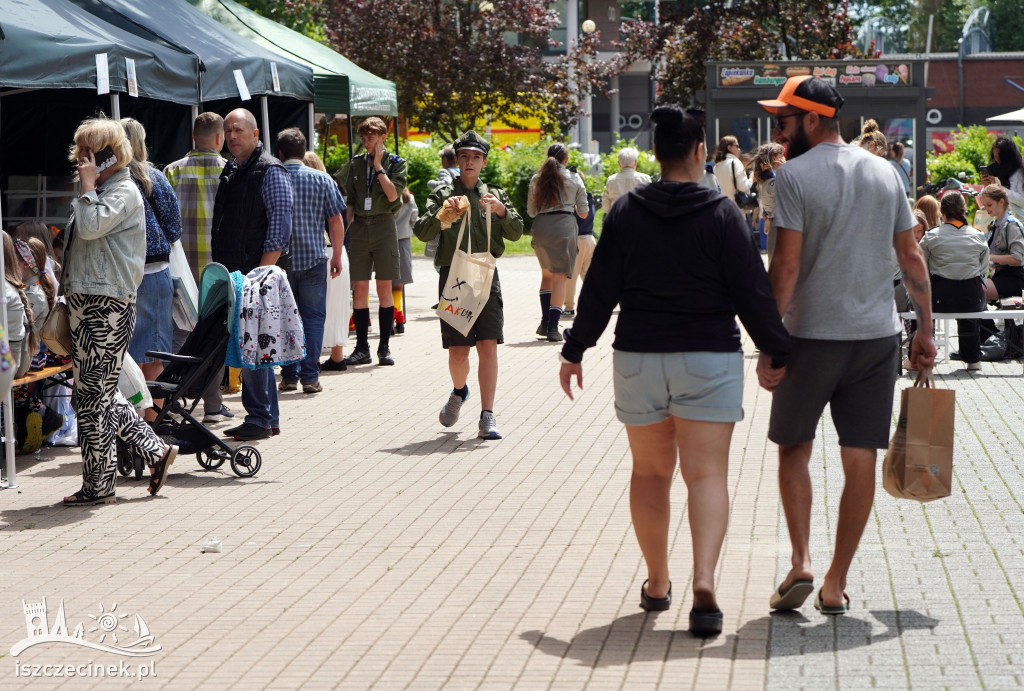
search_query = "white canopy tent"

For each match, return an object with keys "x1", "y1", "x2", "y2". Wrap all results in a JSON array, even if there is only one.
[{"x1": 987, "y1": 107, "x2": 1024, "y2": 123}]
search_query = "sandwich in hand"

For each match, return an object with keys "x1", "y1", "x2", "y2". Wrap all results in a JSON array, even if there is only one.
[{"x1": 436, "y1": 195, "x2": 470, "y2": 229}]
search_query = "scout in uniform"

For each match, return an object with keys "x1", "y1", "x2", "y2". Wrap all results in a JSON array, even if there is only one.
[
  {"x1": 335, "y1": 117, "x2": 407, "y2": 366},
  {"x1": 413, "y1": 131, "x2": 524, "y2": 440}
]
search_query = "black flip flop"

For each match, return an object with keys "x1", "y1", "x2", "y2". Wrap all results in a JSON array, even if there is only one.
[
  {"x1": 639, "y1": 579, "x2": 672, "y2": 612},
  {"x1": 689, "y1": 607, "x2": 724, "y2": 636}
]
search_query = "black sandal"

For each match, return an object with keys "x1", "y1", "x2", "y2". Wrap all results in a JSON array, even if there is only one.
[
  {"x1": 640, "y1": 579, "x2": 672, "y2": 612},
  {"x1": 63, "y1": 490, "x2": 115, "y2": 506},
  {"x1": 148, "y1": 445, "x2": 178, "y2": 496}
]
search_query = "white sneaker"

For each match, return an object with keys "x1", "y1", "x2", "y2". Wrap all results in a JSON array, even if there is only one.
[
  {"x1": 478, "y1": 411, "x2": 502, "y2": 440},
  {"x1": 966, "y1": 361, "x2": 982, "y2": 372}
]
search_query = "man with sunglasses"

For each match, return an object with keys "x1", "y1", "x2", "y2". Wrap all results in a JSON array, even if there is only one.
[{"x1": 754, "y1": 76, "x2": 936, "y2": 615}]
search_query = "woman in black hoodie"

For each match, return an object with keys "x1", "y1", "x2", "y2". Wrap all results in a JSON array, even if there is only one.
[{"x1": 558, "y1": 107, "x2": 791, "y2": 636}]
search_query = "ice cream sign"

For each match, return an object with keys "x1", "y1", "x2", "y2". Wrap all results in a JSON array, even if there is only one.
[
  {"x1": 836, "y1": 64, "x2": 910, "y2": 86},
  {"x1": 718, "y1": 63, "x2": 912, "y2": 87}
]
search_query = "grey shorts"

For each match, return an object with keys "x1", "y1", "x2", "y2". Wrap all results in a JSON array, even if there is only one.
[
  {"x1": 613, "y1": 351, "x2": 744, "y2": 426},
  {"x1": 348, "y1": 214, "x2": 400, "y2": 281},
  {"x1": 438, "y1": 265, "x2": 503, "y2": 348},
  {"x1": 531, "y1": 213, "x2": 577, "y2": 277},
  {"x1": 768, "y1": 335, "x2": 899, "y2": 448}
]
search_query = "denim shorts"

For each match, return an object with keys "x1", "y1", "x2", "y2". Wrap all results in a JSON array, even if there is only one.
[
  {"x1": 127, "y1": 268, "x2": 173, "y2": 364},
  {"x1": 612, "y1": 351, "x2": 744, "y2": 426}
]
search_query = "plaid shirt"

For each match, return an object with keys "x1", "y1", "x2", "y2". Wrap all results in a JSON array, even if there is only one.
[
  {"x1": 283, "y1": 160, "x2": 346, "y2": 270},
  {"x1": 260, "y1": 165, "x2": 293, "y2": 254},
  {"x1": 164, "y1": 150, "x2": 226, "y2": 281}
]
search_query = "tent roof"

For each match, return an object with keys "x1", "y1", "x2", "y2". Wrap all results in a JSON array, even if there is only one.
[
  {"x1": 186, "y1": 0, "x2": 397, "y2": 116},
  {"x1": 0, "y1": 0, "x2": 200, "y2": 105},
  {"x1": 74, "y1": 0, "x2": 314, "y2": 103},
  {"x1": 987, "y1": 107, "x2": 1024, "y2": 123}
]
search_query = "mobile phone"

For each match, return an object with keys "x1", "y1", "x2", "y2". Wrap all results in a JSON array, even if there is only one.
[
  {"x1": 93, "y1": 146, "x2": 117, "y2": 173},
  {"x1": 979, "y1": 165, "x2": 990, "y2": 176}
]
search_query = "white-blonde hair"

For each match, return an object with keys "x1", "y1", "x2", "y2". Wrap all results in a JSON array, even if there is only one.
[
  {"x1": 68, "y1": 117, "x2": 133, "y2": 178},
  {"x1": 618, "y1": 147, "x2": 640, "y2": 168}
]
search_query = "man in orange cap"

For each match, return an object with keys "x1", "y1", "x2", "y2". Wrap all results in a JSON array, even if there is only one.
[{"x1": 754, "y1": 76, "x2": 937, "y2": 615}]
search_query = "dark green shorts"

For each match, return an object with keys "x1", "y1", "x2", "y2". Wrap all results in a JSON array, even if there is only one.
[
  {"x1": 348, "y1": 214, "x2": 400, "y2": 281},
  {"x1": 438, "y1": 265, "x2": 504, "y2": 348}
]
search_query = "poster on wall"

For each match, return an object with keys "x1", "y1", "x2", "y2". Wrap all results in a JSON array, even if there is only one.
[{"x1": 718, "y1": 63, "x2": 912, "y2": 88}]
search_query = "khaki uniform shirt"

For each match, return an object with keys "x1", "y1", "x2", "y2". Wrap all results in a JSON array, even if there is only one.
[
  {"x1": 335, "y1": 151, "x2": 408, "y2": 217},
  {"x1": 413, "y1": 178, "x2": 523, "y2": 267}
]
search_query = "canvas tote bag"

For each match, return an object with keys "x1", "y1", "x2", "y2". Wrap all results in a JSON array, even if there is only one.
[
  {"x1": 436, "y1": 201, "x2": 496, "y2": 337},
  {"x1": 882, "y1": 367, "x2": 955, "y2": 502}
]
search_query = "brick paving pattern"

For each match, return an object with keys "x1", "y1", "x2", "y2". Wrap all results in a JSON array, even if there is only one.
[{"x1": 1, "y1": 255, "x2": 1022, "y2": 689}]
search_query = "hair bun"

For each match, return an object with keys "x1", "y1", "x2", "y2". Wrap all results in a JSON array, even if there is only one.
[{"x1": 650, "y1": 106, "x2": 684, "y2": 130}]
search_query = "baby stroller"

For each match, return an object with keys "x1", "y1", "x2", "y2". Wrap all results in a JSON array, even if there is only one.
[{"x1": 117, "y1": 263, "x2": 262, "y2": 479}]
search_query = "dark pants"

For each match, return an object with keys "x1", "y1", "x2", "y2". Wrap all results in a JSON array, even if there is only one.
[{"x1": 931, "y1": 275, "x2": 986, "y2": 364}]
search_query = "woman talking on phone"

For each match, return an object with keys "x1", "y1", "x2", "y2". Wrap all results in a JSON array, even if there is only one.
[
  {"x1": 558, "y1": 107, "x2": 791, "y2": 636},
  {"x1": 62, "y1": 117, "x2": 177, "y2": 506},
  {"x1": 980, "y1": 136, "x2": 1024, "y2": 220}
]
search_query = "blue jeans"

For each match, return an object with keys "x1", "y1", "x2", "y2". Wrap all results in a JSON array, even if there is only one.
[
  {"x1": 241, "y1": 366, "x2": 279, "y2": 428},
  {"x1": 280, "y1": 261, "x2": 328, "y2": 384}
]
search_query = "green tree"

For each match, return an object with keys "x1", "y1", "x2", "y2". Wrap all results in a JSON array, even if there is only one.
[
  {"x1": 318, "y1": 0, "x2": 564, "y2": 140},
  {"x1": 989, "y1": 0, "x2": 1024, "y2": 51},
  {"x1": 234, "y1": 0, "x2": 330, "y2": 44},
  {"x1": 618, "y1": 0, "x2": 868, "y2": 108}
]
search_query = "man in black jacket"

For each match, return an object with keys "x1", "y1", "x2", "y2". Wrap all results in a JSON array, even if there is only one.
[{"x1": 211, "y1": 108, "x2": 293, "y2": 442}]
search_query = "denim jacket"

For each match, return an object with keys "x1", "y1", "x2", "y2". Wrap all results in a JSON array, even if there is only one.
[{"x1": 64, "y1": 168, "x2": 146, "y2": 302}]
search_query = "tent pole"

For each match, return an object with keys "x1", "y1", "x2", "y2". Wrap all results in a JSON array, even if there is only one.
[
  {"x1": 347, "y1": 116, "x2": 355, "y2": 160},
  {"x1": 261, "y1": 96, "x2": 271, "y2": 150},
  {"x1": 308, "y1": 103, "x2": 315, "y2": 151},
  {"x1": 111, "y1": 92, "x2": 121, "y2": 120},
  {"x1": 393, "y1": 117, "x2": 399, "y2": 157},
  {"x1": 191, "y1": 105, "x2": 199, "y2": 124}
]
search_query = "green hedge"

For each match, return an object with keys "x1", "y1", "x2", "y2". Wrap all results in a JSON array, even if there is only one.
[{"x1": 323, "y1": 136, "x2": 656, "y2": 234}]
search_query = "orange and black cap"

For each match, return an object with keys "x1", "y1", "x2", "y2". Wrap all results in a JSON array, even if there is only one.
[{"x1": 758, "y1": 76, "x2": 844, "y2": 118}]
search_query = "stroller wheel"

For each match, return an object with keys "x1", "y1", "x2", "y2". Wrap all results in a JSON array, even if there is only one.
[
  {"x1": 230, "y1": 445, "x2": 262, "y2": 478},
  {"x1": 117, "y1": 440, "x2": 135, "y2": 479},
  {"x1": 197, "y1": 449, "x2": 226, "y2": 470},
  {"x1": 133, "y1": 455, "x2": 145, "y2": 481}
]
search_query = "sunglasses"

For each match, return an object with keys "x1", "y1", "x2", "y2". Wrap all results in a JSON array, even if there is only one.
[{"x1": 773, "y1": 112, "x2": 805, "y2": 131}]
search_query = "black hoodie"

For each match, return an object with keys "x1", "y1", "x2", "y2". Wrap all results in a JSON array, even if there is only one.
[{"x1": 561, "y1": 180, "x2": 791, "y2": 365}]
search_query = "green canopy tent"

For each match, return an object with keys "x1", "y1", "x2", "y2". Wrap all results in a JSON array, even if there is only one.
[
  {"x1": 185, "y1": 0, "x2": 398, "y2": 153},
  {"x1": 186, "y1": 0, "x2": 395, "y2": 115}
]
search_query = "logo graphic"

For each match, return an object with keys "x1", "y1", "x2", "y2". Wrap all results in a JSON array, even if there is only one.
[{"x1": 12, "y1": 598, "x2": 161, "y2": 657}]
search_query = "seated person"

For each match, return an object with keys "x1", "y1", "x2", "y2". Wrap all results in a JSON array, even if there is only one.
[{"x1": 919, "y1": 193, "x2": 989, "y2": 371}]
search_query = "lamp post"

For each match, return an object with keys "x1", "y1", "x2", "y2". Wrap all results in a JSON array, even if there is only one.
[{"x1": 580, "y1": 19, "x2": 596, "y2": 154}]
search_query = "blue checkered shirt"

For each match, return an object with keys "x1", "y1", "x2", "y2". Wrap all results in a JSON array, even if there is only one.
[
  {"x1": 260, "y1": 164, "x2": 294, "y2": 254},
  {"x1": 283, "y1": 161, "x2": 346, "y2": 270}
]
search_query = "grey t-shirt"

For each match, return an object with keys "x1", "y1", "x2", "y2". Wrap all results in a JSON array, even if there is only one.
[{"x1": 774, "y1": 142, "x2": 914, "y2": 340}]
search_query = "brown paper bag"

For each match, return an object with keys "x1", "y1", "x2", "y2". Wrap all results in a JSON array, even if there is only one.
[{"x1": 882, "y1": 368, "x2": 955, "y2": 502}]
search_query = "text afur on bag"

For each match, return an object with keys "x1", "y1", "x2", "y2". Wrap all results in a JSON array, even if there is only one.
[{"x1": 437, "y1": 297, "x2": 473, "y2": 320}]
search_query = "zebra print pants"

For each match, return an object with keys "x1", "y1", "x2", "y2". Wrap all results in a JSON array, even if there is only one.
[{"x1": 69, "y1": 293, "x2": 167, "y2": 499}]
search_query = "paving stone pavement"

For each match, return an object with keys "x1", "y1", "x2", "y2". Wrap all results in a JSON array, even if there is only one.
[{"x1": 1, "y1": 254, "x2": 1023, "y2": 689}]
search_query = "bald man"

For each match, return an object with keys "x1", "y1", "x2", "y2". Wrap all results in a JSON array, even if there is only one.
[{"x1": 211, "y1": 108, "x2": 294, "y2": 442}]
